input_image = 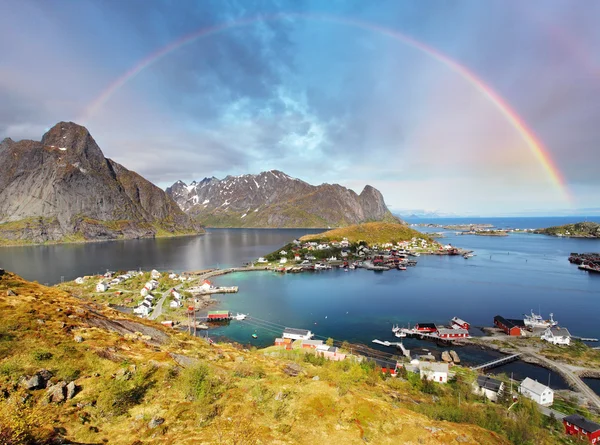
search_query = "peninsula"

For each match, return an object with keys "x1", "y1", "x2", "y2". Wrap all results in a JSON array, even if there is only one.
[{"x1": 535, "y1": 221, "x2": 600, "y2": 238}]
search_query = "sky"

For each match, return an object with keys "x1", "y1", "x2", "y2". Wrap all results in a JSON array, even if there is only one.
[{"x1": 1, "y1": 0, "x2": 599, "y2": 216}]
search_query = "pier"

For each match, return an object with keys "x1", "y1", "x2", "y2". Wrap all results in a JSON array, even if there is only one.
[
  {"x1": 572, "y1": 336, "x2": 599, "y2": 342},
  {"x1": 372, "y1": 339, "x2": 410, "y2": 357},
  {"x1": 471, "y1": 353, "x2": 521, "y2": 371}
]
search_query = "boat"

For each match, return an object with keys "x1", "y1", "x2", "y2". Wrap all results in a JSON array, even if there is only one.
[
  {"x1": 394, "y1": 330, "x2": 406, "y2": 338},
  {"x1": 232, "y1": 313, "x2": 248, "y2": 320},
  {"x1": 523, "y1": 310, "x2": 558, "y2": 329},
  {"x1": 251, "y1": 333, "x2": 258, "y2": 339},
  {"x1": 408, "y1": 252, "x2": 420, "y2": 257},
  {"x1": 451, "y1": 316, "x2": 470, "y2": 330},
  {"x1": 398, "y1": 265, "x2": 407, "y2": 270},
  {"x1": 463, "y1": 253, "x2": 475, "y2": 259},
  {"x1": 349, "y1": 265, "x2": 356, "y2": 270}
]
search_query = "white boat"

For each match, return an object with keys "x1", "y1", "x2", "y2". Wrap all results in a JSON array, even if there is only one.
[
  {"x1": 395, "y1": 331, "x2": 407, "y2": 338},
  {"x1": 314, "y1": 262, "x2": 331, "y2": 270},
  {"x1": 232, "y1": 313, "x2": 248, "y2": 320},
  {"x1": 523, "y1": 310, "x2": 557, "y2": 329},
  {"x1": 349, "y1": 265, "x2": 356, "y2": 270}
]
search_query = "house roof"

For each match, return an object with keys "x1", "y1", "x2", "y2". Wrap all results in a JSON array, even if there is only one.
[
  {"x1": 415, "y1": 323, "x2": 436, "y2": 329},
  {"x1": 420, "y1": 362, "x2": 448, "y2": 373},
  {"x1": 437, "y1": 328, "x2": 469, "y2": 335},
  {"x1": 546, "y1": 327, "x2": 571, "y2": 337},
  {"x1": 520, "y1": 377, "x2": 552, "y2": 395},
  {"x1": 302, "y1": 340, "x2": 324, "y2": 346},
  {"x1": 476, "y1": 375, "x2": 503, "y2": 392},
  {"x1": 283, "y1": 327, "x2": 311, "y2": 336},
  {"x1": 494, "y1": 315, "x2": 524, "y2": 329},
  {"x1": 563, "y1": 414, "x2": 600, "y2": 433}
]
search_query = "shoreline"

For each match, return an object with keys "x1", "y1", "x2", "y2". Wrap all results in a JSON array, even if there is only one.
[{"x1": 0, "y1": 231, "x2": 205, "y2": 248}]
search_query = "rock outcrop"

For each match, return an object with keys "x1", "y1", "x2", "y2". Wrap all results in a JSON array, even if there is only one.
[
  {"x1": 167, "y1": 170, "x2": 400, "y2": 228},
  {"x1": 0, "y1": 122, "x2": 203, "y2": 243}
]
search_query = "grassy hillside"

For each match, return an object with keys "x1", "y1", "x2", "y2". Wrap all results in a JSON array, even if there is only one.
[
  {"x1": 300, "y1": 222, "x2": 434, "y2": 245},
  {"x1": 0, "y1": 272, "x2": 567, "y2": 444},
  {"x1": 535, "y1": 221, "x2": 600, "y2": 238}
]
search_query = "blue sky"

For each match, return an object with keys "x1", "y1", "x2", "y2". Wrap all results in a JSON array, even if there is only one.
[{"x1": 1, "y1": 0, "x2": 599, "y2": 215}]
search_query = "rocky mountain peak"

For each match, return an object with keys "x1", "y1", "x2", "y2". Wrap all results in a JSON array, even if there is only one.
[
  {"x1": 40, "y1": 121, "x2": 106, "y2": 171},
  {"x1": 167, "y1": 171, "x2": 400, "y2": 228}
]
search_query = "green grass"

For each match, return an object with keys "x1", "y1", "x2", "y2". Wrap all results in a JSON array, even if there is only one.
[{"x1": 300, "y1": 222, "x2": 434, "y2": 245}]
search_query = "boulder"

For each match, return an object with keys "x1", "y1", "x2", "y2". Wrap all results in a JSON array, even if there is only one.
[
  {"x1": 37, "y1": 369, "x2": 53, "y2": 382},
  {"x1": 66, "y1": 381, "x2": 77, "y2": 399},
  {"x1": 21, "y1": 374, "x2": 43, "y2": 390},
  {"x1": 148, "y1": 417, "x2": 165, "y2": 429},
  {"x1": 46, "y1": 381, "x2": 67, "y2": 403},
  {"x1": 283, "y1": 363, "x2": 302, "y2": 377},
  {"x1": 74, "y1": 335, "x2": 84, "y2": 343},
  {"x1": 7, "y1": 289, "x2": 16, "y2": 296}
]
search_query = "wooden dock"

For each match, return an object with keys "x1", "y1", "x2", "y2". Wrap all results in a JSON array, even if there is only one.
[{"x1": 372, "y1": 339, "x2": 410, "y2": 357}]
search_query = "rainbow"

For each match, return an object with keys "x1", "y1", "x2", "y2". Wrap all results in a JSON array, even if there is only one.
[{"x1": 80, "y1": 13, "x2": 570, "y2": 202}]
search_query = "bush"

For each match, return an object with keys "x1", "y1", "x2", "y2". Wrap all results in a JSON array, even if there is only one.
[
  {"x1": 32, "y1": 351, "x2": 53, "y2": 361},
  {"x1": 179, "y1": 363, "x2": 222, "y2": 403}
]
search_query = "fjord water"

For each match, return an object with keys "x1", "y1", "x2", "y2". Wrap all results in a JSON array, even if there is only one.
[{"x1": 0, "y1": 218, "x2": 599, "y2": 388}]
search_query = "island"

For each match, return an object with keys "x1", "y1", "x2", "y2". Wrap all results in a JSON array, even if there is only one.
[{"x1": 535, "y1": 221, "x2": 600, "y2": 238}]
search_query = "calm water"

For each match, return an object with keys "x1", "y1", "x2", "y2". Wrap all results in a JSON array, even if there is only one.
[
  {"x1": 0, "y1": 228, "x2": 321, "y2": 284},
  {"x1": 0, "y1": 218, "x2": 598, "y2": 388}
]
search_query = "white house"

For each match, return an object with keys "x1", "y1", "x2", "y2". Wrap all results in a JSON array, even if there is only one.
[
  {"x1": 473, "y1": 375, "x2": 505, "y2": 402},
  {"x1": 140, "y1": 287, "x2": 149, "y2": 297},
  {"x1": 419, "y1": 362, "x2": 449, "y2": 383},
  {"x1": 151, "y1": 269, "x2": 161, "y2": 279},
  {"x1": 169, "y1": 300, "x2": 182, "y2": 308},
  {"x1": 279, "y1": 250, "x2": 287, "y2": 256},
  {"x1": 541, "y1": 327, "x2": 571, "y2": 346},
  {"x1": 171, "y1": 290, "x2": 182, "y2": 300},
  {"x1": 340, "y1": 238, "x2": 350, "y2": 248},
  {"x1": 282, "y1": 327, "x2": 314, "y2": 341},
  {"x1": 168, "y1": 273, "x2": 178, "y2": 279},
  {"x1": 133, "y1": 301, "x2": 153, "y2": 317},
  {"x1": 96, "y1": 282, "x2": 109, "y2": 292},
  {"x1": 519, "y1": 377, "x2": 554, "y2": 406}
]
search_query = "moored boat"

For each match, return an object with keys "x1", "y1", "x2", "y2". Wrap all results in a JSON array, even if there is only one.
[{"x1": 523, "y1": 310, "x2": 557, "y2": 329}]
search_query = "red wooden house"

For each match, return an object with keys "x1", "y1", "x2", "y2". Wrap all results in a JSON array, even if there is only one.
[{"x1": 563, "y1": 414, "x2": 600, "y2": 443}]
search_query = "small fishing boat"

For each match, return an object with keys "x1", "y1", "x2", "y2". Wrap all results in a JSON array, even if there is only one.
[
  {"x1": 232, "y1": 313, "x2": 248, "y2": 320},
  {"x1": 251, "y1": 333, "x2": 258, "y2": 339},
  {"x1": 398, "y1": 265, "x2": 407, "y2": 271}
]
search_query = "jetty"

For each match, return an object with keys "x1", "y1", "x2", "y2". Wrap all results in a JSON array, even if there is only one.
[
  {"x1": 372, "y1": 339, "x2": 410, "y2": 357},
  {"x1": 471, "y1": 353, "x2": 521, "y2": 371}
]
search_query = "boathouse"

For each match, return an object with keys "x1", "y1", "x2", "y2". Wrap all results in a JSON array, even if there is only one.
[
  {"x1": 541, "y1": 327, "x2": 571, "y2": 346},
  {"x1": 415, "y1": 323, "x2": 437, "y2": 333},
  {"x1": 437, "y1": 328, "x2": 469, "y2": 339},
  {"x1": 473, "y1": 375, "x2": 504, "y2": 402},
  {"x1": 519, "y1": 377, "x2": 554, "y2": 406},
  {"x1": 207, "y1": 310, "x2": 231, "y2": 321},
  {"x1": 563, "y1": 414, "x2": 600, "y2": 443},
  {"x1": 451, "y1": 317, "x2": 470, "y2": 330},
  {"x1": 282, "y1": 327, "x2": 314, "y2": 340},
  {"x1": 494, "y1": 315, "x2": 524, "y2": 336}
]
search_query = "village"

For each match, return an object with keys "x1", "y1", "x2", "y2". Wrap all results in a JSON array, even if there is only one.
[{"x1": 255, "y1": 236, "x2": 472, "y2": 272}]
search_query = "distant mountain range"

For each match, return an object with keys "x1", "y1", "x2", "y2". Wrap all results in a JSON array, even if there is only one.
[
  {"x1": 0, "y1": 122, "x2": 203, "y2": 244},
  {"x1": 166, "y1": 171, "x2": 400, "y2": 228}
]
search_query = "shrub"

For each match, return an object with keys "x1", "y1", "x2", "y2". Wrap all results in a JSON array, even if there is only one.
[
  {"x1": 179, "y1": 363, "x2": 222, "y2": 403},
  {"x1": 32, "y1": 351, "x2": 53, "y2": 361}
]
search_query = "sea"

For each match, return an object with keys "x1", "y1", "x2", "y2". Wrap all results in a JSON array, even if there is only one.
[{"x1": 1, "y1": 217, "x2": 599, "y2": 392}]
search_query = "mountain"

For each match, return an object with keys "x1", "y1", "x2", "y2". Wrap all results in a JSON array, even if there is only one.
[
  {"x1": 166, "y1": 171, "x2": 400, "y2": 228},
  {"x1": 0, "y1": 122, "x2": 203, "y2": 244}
]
